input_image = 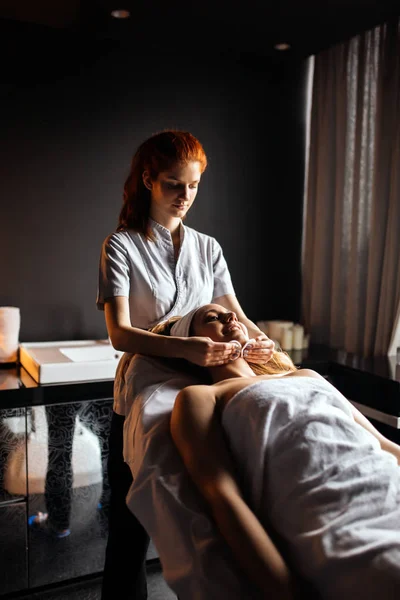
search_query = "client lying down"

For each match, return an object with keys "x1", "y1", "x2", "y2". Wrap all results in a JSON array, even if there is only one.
[{"x1": 150, "y1": 303, "x2": 400, "y2": 600}]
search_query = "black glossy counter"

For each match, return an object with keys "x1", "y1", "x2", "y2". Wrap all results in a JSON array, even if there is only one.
[
  {"x1": 1, "y1": 344, "x2": 399, "y2": 415},
  {"x1": 298, "y1": 345, "x2": 400, "y2": 417},
  {"x1": 0, "y1": 363, "x2": 114, "y2": 409}
]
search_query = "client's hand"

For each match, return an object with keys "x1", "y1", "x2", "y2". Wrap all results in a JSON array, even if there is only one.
[{"x1": 242, "y1": 333, "x2": 275, "y2": 364}]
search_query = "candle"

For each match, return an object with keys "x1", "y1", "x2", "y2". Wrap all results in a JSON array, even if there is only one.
[
  {"x1": 266, "y1": 321, "x2": 294, "y2": 343},
  {"x1": 292, "y1": 324, "x2": 304, "y2": 350},
  {"x1": 265, "y1": 321, "x2": 281, "y2": 342},
  {"x1": 279, "y1": 322, "x2": 294, "y2": 343},
  {"x1": 0, "y1": 306, "x2": 21, "y2": 364},
  {"x1": 281, "y1": 327, "x2": 293, "y2": 351}
]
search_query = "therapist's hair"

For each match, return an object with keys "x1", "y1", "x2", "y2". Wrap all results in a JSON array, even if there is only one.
[
  {"x1": 118, "y1": 130, "x2": 208, "y2": 239},
  {"x1": 150, "y1": 316, "x2": 297, "y2": 377}
]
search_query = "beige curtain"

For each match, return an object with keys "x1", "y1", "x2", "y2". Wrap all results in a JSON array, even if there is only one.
[{"x1": 302, "y1": 18, "x2": 400, "y2": 357}]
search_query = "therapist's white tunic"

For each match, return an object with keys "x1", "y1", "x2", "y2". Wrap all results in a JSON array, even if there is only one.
[
  {"x1": 97, "y1": 218, "x2": 242, "y2": 599},
  {"x1": 97, "y1": 218, "x2": 235, "y2": 415}
]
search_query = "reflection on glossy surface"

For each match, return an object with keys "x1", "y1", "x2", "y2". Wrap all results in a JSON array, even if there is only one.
[
  {"x1": 0, "y1": 407, "x2": 27, "y2": 502},
  {"x1": 293, "y1": 344, "x2": 400, "y2": 384},
  {"x1": 288, "y1": 348, "x2": 304, "y2": 365},
  {"x1": 0, "y1": 408, "x2": 28, "y2": 592},
  {"x1": 27, "y1": 399, "x2": 113, "y2": 588},
  {"x1": 0, "y1": 367, "x2": 20, "y2": 390}
]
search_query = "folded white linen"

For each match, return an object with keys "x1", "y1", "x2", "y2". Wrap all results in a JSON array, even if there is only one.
[{"x1": 222, "y1": 376, "x2": 400, "y2": 600}]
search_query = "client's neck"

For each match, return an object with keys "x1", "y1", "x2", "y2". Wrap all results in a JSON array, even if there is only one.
[{"x1": 208, "y1": 357, "x2": 257, "y2": 384}]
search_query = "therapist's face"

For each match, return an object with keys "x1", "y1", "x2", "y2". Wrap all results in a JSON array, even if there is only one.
[
  {"x1": 143, "y1": 160, "x2": 201, "y2": 227},
  {"x1": 191, "y1": 304, "x2": 249, "y2": 344}
]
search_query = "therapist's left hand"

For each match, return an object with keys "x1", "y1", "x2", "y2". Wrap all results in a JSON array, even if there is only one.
[{"x1": 242, "y1": 333, "x2": 275, "y2": 364}]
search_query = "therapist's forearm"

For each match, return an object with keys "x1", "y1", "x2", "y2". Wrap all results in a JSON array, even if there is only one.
[
  {"x1": 104, "y1": 299, "x2": 187, "y2": 357},
  {"x1": 107, "y1": 323, "x2": 186, "y2": 358}
]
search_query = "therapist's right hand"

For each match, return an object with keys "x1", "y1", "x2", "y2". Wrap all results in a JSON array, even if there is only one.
[{"x1": 181, "y1": 337, "x2": 238, "y2": 367}]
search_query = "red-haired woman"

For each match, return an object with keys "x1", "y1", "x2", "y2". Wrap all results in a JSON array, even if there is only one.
[{"x1": 97, "y1": 130, "x2": 274, "y2": 599}]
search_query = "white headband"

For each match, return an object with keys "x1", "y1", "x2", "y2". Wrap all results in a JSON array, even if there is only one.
[{"x1": 170, "y1": 307, "x2": 200, "y2": 338}]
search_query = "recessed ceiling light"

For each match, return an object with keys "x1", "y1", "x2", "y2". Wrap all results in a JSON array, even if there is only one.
[
  {"x1": 274, "y1": 43, "x2": 291, "y2": 51},
  {"x1": 111, "y1": 9, "x2": 131, "y2": 19}
]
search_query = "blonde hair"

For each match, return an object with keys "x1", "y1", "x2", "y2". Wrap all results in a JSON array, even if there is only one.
[{"x1": 150, "y1": 316, "x2": 297, "y2": 376}]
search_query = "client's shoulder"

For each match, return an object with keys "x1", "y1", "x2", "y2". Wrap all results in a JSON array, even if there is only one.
[
  {"x1": 291, "y1": 368, "x2": 325, "y2": 380},
  {"x1": 176, "y1": 384, "x2": 216, "y2": 403}
]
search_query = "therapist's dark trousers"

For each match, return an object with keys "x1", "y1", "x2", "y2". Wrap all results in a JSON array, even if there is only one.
[{"x1": 101, "y1": 412, "x2": 150, "y2": 600}]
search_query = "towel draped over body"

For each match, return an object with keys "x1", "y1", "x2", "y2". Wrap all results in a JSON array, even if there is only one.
[{"x1": 120, "y1": 359, "x2": 400, "y2": 600}]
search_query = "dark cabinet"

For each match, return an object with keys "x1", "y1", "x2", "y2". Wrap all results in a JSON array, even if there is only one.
[
  {"x1": 0, "y1": 407, "x2": 28, "y2": 595},
  {"x1": 0, "y1": 389, "x2": 158, "y2": 597},
  {"x1": 27, "y1": 399, "x2": 113, "y2": 588},
  {"x1": 0, "y1": 399, "x2": 113, "y2": 593},
  {"x1": 0, "y1": 502, "x2": 28, "y2": 594}
]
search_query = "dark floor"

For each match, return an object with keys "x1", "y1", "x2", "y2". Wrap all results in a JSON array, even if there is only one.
[
  {"x1": 26, "y1": 489, "x2": 111, "y2": 589},
  {"x1": 1, "y1": 487, "x2": 177, "y2": 599},
  {"x1": 3, "y1": 563, "x2": 177, "y2": 600}
]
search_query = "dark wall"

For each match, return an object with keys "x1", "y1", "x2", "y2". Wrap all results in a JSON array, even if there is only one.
[{"x1": 0, "y1": 23, "x2": 308, "y2": 342}]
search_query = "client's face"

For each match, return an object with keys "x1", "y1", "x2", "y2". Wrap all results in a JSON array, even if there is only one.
[{"x1": 191, "y1": 304, "x2": 249, "y2": 344}]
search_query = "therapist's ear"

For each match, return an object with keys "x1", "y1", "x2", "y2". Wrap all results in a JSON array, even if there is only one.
[{"x1": 142, "y1": 171, "x2": 153, "y2": 191}]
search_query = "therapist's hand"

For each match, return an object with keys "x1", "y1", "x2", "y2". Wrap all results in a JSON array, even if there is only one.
[
  {"x1": 242, "y1": 333, "x2": 275, "y2": 364},
  {"x1": 182, "y1": 337, "x2": 239, "y2": 367}
]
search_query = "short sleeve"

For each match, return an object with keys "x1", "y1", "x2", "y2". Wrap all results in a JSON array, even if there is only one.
[
  {"x1": 96, "y1": 233, "x2": 130, "y2": 310},
  {"x1": 212, "y1": 238, "x2": 235, "y2": 299}
]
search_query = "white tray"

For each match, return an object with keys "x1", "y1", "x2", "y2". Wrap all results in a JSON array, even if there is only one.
[{"x1": 19, "y1": 339, "x2": 123, "y2": 384}]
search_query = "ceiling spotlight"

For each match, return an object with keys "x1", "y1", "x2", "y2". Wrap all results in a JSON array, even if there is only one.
[
  {"x1": 111, "y1": 9, "x2": 131, "y2": 19},
  {"x1": 274, "y1": 43, "x2": 291, "y2": 51}
]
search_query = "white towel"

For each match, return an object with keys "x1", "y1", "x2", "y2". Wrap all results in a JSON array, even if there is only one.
[
  {"x1": 222, "y1": 376, "x2": 400, "y2": 600},
  {"x1": 121, "y1": 359, "x2": 400, "y2": 599},
  {"x1": 169, "y1": 307, "x2": 200, "y2": 337}
]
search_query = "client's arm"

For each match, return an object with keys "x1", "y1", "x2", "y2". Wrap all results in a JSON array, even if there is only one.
[{"x1": 170, "y1": 385, "x2": 295, "y2": 600}]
